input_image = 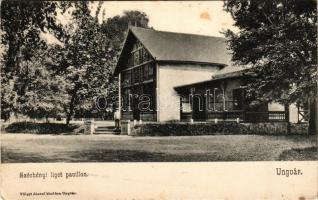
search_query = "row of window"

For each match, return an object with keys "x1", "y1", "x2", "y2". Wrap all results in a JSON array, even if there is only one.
[
  {"x1": 132, "y1": 41, "x2": 143, "y2": 51},
  {"x1": 181, "y1": 100, "x2": 242, "y2": 112},
  {"x1": 180, "y1": 88, "x2": 246, "y2": 112},
  {"x1": 127, "y1": 46, "x2": 151, "y2": 67},
  {"x1": 122, "y1": 62, "x2": 155, "y2": 86},
  {"x1": 122, "y1": 84, "x2": 155, "y2": 111}
]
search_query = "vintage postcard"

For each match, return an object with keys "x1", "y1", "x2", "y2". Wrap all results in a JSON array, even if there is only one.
[{"x1": 1, "y1": 1, "x2": 317, "y2": 199}]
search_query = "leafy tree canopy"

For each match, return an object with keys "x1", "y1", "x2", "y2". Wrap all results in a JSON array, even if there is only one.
[
  {"x1": 1, "y1": 0, "x2": 67, "y2": 120},
  {"x1": 1, "y1": 1, "x2": 151, "y2": 123},
  {"x1": 53, "y1": 3, "x2": 150, "y2": 123},
  {"x1": 224, "y1": 0, "x2": 317, "y2": 134},
  {"x1": 224, "y1": 0, "x2": 317, "y2": 104},
  {"x1": 102, "y1": 10, "x2": 150, "y2": 53}
]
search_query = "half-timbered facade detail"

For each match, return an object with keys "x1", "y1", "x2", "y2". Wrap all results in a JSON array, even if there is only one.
[{"x1": 120, "y1": 39, "x2": 156, "y2": 121}]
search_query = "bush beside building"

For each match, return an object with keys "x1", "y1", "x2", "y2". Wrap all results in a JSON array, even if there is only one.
[
  {"x1": 131, "y1": 122, "x2": 308, "y2": 136},
  {"x1": 3, "y1": 122, "x2": 83, "y2": 134}
]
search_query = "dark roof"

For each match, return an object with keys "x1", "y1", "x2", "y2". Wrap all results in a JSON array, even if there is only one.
[
  {"x1": 212, "y1": 65, "x2": 252, "y2": 79},
  {"x1": 174, "y1": 66, "x2": 253, "y2": 90},
  {"x1": 114, "y1": 27, "x2": 232, "y2": 75},
  {"x1": 130, "y1": 27, "x2": 231, "y2": 64}
]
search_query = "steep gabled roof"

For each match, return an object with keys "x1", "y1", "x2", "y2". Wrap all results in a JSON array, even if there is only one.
[
  {"x1": 130, "y1": 27, "x2": 231, "y2": 64},
  {"x1": 114, "y1": 27, "x2": 232, "y2": 75}
]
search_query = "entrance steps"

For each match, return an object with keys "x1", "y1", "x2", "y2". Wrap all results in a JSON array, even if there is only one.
[{"x1": 94, "y1": 126, "x2": 116, "y2": 134}]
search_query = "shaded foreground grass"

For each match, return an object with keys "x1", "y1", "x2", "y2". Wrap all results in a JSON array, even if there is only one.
[
  {"x1": 2, "y1": 149, "x2": 253, "y2": 162},
  {"x1": 279, "y1": 146, "x2": 318, "y2": 161},
  {"x1": 1, "y1": 134, "x2": 317, "y2": 162}
]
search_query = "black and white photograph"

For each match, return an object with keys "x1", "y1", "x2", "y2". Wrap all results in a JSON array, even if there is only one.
[
  {"x1": 1, "y1": 1, "x2": 317, "y2": 164},
  {"x1": 1, "y1": 1, "x2": 318, "y2": 199}
]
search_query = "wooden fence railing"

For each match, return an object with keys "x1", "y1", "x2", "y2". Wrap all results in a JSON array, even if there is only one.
[
  {"x1": 298, "y1": 110, "x2": 309, "y2": 122},
  {"x1": 182, "y1": 111, "x2": 287, "y2": 122}
]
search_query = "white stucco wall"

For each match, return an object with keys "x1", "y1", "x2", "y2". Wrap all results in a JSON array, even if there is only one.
[
  {"x1": 268, "y1": 102, "x2": 298, "y2": 123},
  {"x1": 268, "y1": 102, "x2": 284, "y2": 111},
  {"x1": 157, "y1": 63, "x2": 219, "y2": 122},
  {"x1": 289, "y1": 104, "x2": 298, "y2": 123}
]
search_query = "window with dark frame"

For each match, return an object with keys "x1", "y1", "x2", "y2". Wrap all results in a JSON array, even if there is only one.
[
  {"x1": 143, "y1": 65, "x2": 148, "y2": 80},
  {"x1": 133, "y1": 67, "x2": 140, "y2": 84},
  {"x1": 142, "y1": 84, "x2": 155, "y2": 111},
  {"x1": 232, "y1": 88, "x2": 245, "y2": 110},
  {"x1": 148, "y1": 63, "x2": 154, "y2": 78},
  {"x1": 139, "y1": 48, "x2": 143, "y2": 64}
]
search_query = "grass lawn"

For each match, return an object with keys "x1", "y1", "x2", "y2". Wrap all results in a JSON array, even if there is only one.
[
  {"x1": 278, "y1": 146, "x2": 318, "y2": 160},
  {"x1": 1, "y1": 134, "x2": 317, "y2": 163}
]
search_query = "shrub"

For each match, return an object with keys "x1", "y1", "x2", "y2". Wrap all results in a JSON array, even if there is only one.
[
  {"x1": 133, "y1": 122, "x2": 248, "y2": 136},
  {"x1": 290, "y1": 123, "x2": 308, "y2": 134},
  {"x1": 4, "y1": 122, "x2": 81, "y2": 134},
  {"x1": 131, "y1": 122, "x2": 303, "y2": 136}
]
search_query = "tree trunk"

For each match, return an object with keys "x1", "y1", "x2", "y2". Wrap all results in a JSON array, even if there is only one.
[
  {"x1": 284, "y1": 104, "x2": 290, "y2": 134},
  {"x1": 66, "y1": 115, "x2": 71, "y2": 126},
  {"x1": 65, "y1": 91, "x2": 77, "y2": 126},
  {"x1": 3, "y1": 112, "x2": 10, "y2": 122},
  {"x1": 308, "y1": 96, "x2": 317, "y2": 135},
  {"x1": 66, "y1": 105, "x2": 74, "y2": 126}
]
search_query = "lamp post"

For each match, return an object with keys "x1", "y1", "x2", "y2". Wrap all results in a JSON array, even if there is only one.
[{"x1": 118, "y1": 73, "x2": 121, "y2": 117}]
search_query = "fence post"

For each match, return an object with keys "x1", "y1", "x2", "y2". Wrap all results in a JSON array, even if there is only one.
[
  {"x1": 84, "y1": 119, "x2": 94, "y2": 135},
  {"x1": 236, "y1": 118, "x2": 240, "y2": 123},
  {"x1": 242, "y1": 110, "x2": 246, "y2": 122},
  {"x1": 121, "y1": 120, "x2": 131, "y2": 135}
]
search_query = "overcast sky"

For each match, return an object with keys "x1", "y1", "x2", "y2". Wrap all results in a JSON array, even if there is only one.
[
  {"x1": 95, "y1": 1, "x2": 238, "y2": 37},
  {"x1": 45, "y1": 1, "x2": 238, "y2": 44}
]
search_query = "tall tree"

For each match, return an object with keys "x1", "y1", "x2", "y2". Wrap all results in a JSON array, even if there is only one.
[
  {"x1": 56, "y1": 2, "x2": 114, "y2": 124},
  {"x1": 102, "y1": 10, "x2": 150, "y2": 53},
  {"x1": 1, "y1": 0, "x2": 66, "y2": 120},
  {"x1": 17, "y1": 44, "x2": 68, "y2": 121},
  {"x1": 224, "y1": 0, "x2": 317, "y2": 134}
]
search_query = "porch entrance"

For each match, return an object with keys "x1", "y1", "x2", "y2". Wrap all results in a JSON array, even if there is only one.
[{"x1": 192, "y1": 96, "x2": 206, "y2": 121}]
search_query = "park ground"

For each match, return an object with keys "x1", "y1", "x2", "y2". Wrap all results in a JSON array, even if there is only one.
[{"x1": 1, "y1": 133, "x2": 317, "y2": 162}]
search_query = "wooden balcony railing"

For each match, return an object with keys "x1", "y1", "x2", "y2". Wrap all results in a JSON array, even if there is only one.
[{"x1": 181, "y1": 110, "x2": 287, "y2": 122}]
